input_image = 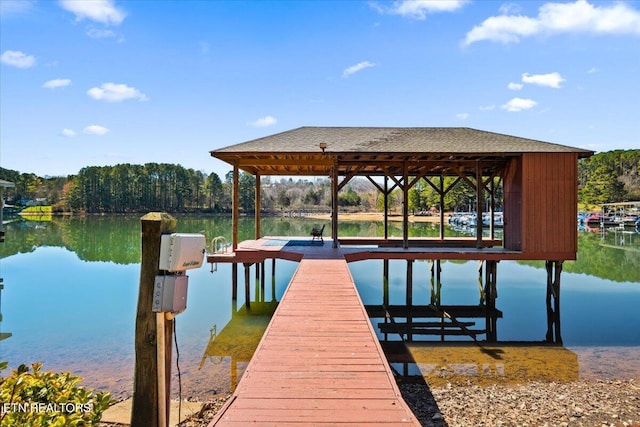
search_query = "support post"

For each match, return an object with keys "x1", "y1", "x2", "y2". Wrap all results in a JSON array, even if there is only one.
[
  {"x1": 231, "y1": 263, "x2": 238, "y2": 301},
  {"x1": 490, "y1": 178, "x2": 495, "y2": 240},
  {"x1": 384, "y1": 176, "x2": 389, "y2": 240},
  {"x1": 545, "y1": 260, "x2": 563, "y2": 344},
  {"x1": 261, "y1": 261, "x2": 266, "y2": 301},
  {"x1": 132, "y1": 213, "x2": 176, "y2": 427},
  {"x1": 382, "y1": 260, "x2": 389, "y2": 340},
  {"x1": 406, "y1": 260, "x2": 413, "y2": 307},
  {"x1": 255, "y1": 173, "x2": 261, "y2": 240},
  {"x1": 254, "y1": 263, "x2": 261, "y2": 303},
  {"x1": 406, "y1": 260, "x2": 413, "y2": 342},
  {"x1": 476, "y1": 161, "x2": 483, "y2": 249},
  {"x1": 430, "y1": 260, "x2": 441, "y2": 306},
  {"x1": 439, "y1": 176, "x2": 445, "y2": 240},
  {"x1": 331, "y1": 164, "x2": 339, "y2": 248},
  {"x1": 484, "y1": 260, "x2": 498, "y2": 342},
  {"x1": 271, "y1": 258, "x2": 276, "y2": 291},
  {"x1": 232, "y1": 165, "x2": 239, "y2": 251},
  {"x1": 383, "y1": 259, "x2": 389, "y2": 306},
  {"x1": 244, "y1": 263, "x2": 251, "y2": 310},
  {"x1": 403, "y1": 161, "x2": 409, "y2": 249}
]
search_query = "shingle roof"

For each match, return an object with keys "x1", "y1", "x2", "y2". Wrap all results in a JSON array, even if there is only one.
[{"x1": 212, "y1": 126, "x2": 593, "y2": 156}]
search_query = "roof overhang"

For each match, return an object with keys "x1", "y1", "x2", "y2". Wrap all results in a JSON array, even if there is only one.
[{"x1": 211, "y1": 127, "x2": 593, "y2": 176}]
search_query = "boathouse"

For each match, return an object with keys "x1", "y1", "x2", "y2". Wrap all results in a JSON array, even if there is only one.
[
  {"x1": 209, "y1": 126, "x2": 592, "y2": 343},
  {"x1": 204, "y1": 127, "x2": 591, "y2": 426}
]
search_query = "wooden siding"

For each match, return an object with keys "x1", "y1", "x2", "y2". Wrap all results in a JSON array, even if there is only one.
[
  {"x1": 503, "y1": 156, "x2": 523, "y2": 251},
  {"x1": 520, "y1": 153, "x2": 578, "y2": 258}
]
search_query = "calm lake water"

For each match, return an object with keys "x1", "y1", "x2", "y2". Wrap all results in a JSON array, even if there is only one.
[{"x1": 1, "y1": 215, "x2": 639, "y2": 398}]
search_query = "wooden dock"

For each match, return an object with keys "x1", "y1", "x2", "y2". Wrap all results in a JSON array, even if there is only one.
[{"x1": 209, "y1": 257, "x2": 420, "y2": 426}]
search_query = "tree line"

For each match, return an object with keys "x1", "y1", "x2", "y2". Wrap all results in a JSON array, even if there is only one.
[{"x1": 1, "y1": 149, "x2": 638, "y2": 214}]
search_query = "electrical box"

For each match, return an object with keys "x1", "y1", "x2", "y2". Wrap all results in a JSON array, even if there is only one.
[
  {"x1": 153, "y1": 275, "x2": 188, "y2": 313},
  {"x1": 159, "y1": 233, "x2": 206, "y2": 272}
]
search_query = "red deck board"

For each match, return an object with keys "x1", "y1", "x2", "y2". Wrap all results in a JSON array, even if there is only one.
[{"x1": 208, "y1": 258, "x2": 419, "y2": 426}]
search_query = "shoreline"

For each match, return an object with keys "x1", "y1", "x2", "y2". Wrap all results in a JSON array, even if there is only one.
[
  {"x1": 158, "y1": 378, "x2": 640, "y2": 427},
  {"x1": 97, "y1": 345, "x2": 640, "y2": 426},
  {"x1": 305, "y1": 211, "x2": 444, "y2": 223}
]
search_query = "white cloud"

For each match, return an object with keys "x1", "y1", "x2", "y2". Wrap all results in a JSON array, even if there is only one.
[
  {"x1": 86, "y1": 27, "x2": 117, "y2": 39},
  {"x1": 499, "y1": 3, "x2": 522, "y2": 15},
  {"x1": 588, "y1": 67, "x2": 598, "y2": 74},
  {"x1": 83, "y1": 125, "x2": 110, "y2": 135},
  {"x1": 379, "y1": 0, "x2": 468, "y2": 19},
  {"x1": 87, "y1": 83, "x2": 148, "y2": 102},
  {"x1": 479, "y1": 105, "x2": 496, "y2": 111},
  {"x1": 59, "y1": 0, "x2": 126, "y2": 26},
  {"x1": 42, "y1": 78, "x2": 71, "y2": 89},
  {"x1": 501, "y1": 97, "x2": 537, "y2": 112},
  {"x1": 250, "y1": 116, "x2": 277, "y2": 128},
  {"x1": 522, "y1": 72, "x2": 565, "y2": 88},
  {"x1": 463, "y1": 0, "x2": 640, "y2": 46},
  {"x1": 61, "y1": 128, "x2": 76, "y2": 137},
  {"x1": 1, "y1": 50, "x2": 36, "y2": 68},
  {"x1": 508, "y1": 82, "x2": 523, "y2": 90},
  {"x1": 0, "y1": 0, "x2": 36, "y2": 14},
  {"x1": 342, "y1": 61, "x2": 376, "y2": 78},
  {"x1": 456, "y1": 112, "x2": 470, "y2": 120}
]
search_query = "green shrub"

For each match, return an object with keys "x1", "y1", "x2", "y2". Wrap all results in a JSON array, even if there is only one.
[{"x1": 0, "y1": 362, "x2": 113, "y2": 426}]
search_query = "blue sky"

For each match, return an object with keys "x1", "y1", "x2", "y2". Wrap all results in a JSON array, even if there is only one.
[{"x1": 1, "y1": 0, "x2": 639, "y2": 178}]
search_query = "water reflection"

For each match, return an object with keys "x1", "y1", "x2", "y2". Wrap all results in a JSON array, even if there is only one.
[
  {"x1": 0, "y1": 215, "x2": 638, "y2": 399},
  {"x1": 199, "y1": 302, "x2": 277, "y2": 392},
  {"x1": 382, "y1": 342, "x2": 579, "y2": 387}
]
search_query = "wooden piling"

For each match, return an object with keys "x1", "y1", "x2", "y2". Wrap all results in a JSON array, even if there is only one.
[
  {"x1": 132, "y1": 212, "x2": 176, "y2": 427},
  {"x1": 545, "y1": 260, "x2": 563, "y2": 344},
  {"x1": 232, "y1": 263, "x2": 238, "y2": 301},
  {"x1": 261, "y1": 261, "x2": 266, "y2": 299},
  {"x1": 484, "y1": 260, "x2": 498, "y2": 342},
  {"x1": 244, "y1": 263, "x2": 251, "y2": 309},
  {"x1": 406, "y1": 260, "x2": 413, "y2": 341},
  {"x1": 382, "y1": 259, "x2": 389, "y2": 306}
]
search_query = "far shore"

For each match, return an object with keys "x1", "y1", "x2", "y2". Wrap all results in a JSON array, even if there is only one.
[{"x1": 304, "y1": 211, "x2": 444, "y2": 223}]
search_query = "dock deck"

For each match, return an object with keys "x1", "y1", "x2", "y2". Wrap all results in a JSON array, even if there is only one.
[{"x1": 209, "y1": 256, "x2": 420, "y2": 426}]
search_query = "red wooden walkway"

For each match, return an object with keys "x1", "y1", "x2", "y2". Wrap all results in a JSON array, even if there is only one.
[{"x1": 209, "y1": 257, "x2": 419, "y2": 426}]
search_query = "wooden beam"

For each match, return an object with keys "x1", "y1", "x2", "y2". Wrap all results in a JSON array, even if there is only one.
[
  {"x1": 331, "y1": 164, "x2": 339, "y2": 248},
  {"x1": 244, "y1": 263, "x2": 251, "y2": 310},
  {"x1": 403, "y1": 161, "x2": 409, "y2": 249},
  {"x1": 365, "y1": 175, "x2": 385, "y2": 194},
  {"x1": 236, "y1": 158, "x2": 334, "y2": 167},
  {"x1": 439, "y1": 177, "x2": 445, "y2": 239},
  {"x1": 232, "y1": 165, "x2": 239, "y2": 251},
  {"x1": 132, "y1": 212, "x2": 177, "y2": 427},
  {"x1": 407, "y1": 166, "x2": 430, "y2": 189},
  {"x1": 384, "y1": 176, "x2": 389, "y2": 240},
  {"x1": 381, "y1": 167, "x2": 404, "y2": 190},
  {"x1": 442, "y1": 176, "x2": 462, "y2": 196},
  {"x1": 423, "y1": 176, "x2": 443, "y2": 195},
  {"x1": 476, "y1": 161, "x2": 483, "y2": 249},
  {"x1": 337, "y1": 165, "x2": 363, "y2": 192},
  {"x1": 255, "y1": 173, "x2": 261, "y2": 240},
  {"x1": 545, "y1": 261, "x2": 563, "y2": 344}
]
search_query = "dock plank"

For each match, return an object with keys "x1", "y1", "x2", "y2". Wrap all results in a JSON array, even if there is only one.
[{"x1": 209, "y1": 258, "x2": 419, "y2": 426}]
